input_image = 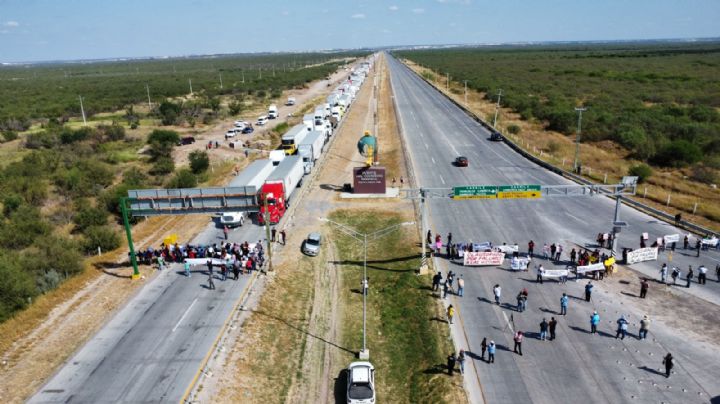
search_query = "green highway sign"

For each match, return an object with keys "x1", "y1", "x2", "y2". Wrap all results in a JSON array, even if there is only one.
[
  {"x1": 453, "y1": 185, "x2": 498, "y2": 199},
  {"x1": 454, "y1": 185, "x2": 542, "y2": 200}
]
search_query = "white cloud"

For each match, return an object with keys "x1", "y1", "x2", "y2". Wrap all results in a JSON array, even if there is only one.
[
  {"x1": 351, "y1": 13, "x2": 366, "y2": 19},
  {"x1": 412, "y1": 8, "x2": 425, "y2": 14},
  {"x1": 4, "y1": 21, "x2": 19, "y2": 27},
  {"x1": 389, "y1": 5, "x2": 399, "y2": 11}
]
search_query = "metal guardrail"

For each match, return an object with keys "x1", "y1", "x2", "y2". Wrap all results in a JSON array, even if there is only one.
[{"x1": 400, "y1": 58, "x2": 718, "y2": 238}]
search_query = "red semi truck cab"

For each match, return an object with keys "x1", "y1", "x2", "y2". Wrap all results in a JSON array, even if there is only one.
[{"x1": 257, "y1": 183, "x2": 286, "y2": 225}]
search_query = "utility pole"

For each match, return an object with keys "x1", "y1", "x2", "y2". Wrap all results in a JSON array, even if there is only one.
[
  {"x1": 189, "y1": 79, "x2": 193, "y2": 95},
  {"x1": 573, "y1": 107, "x2": 587, "y2": 174},
  {"x1": 263, "y1": 197, "x2": 273, "y2": 272},
  {"x1": 79, "y1": 96, "x2": 87, "y2": 126},
  {"x1": 463, "y1": 80, "x2": 468, "y2": 106},
  {"x1": 493, "y1": 89, "x2": 503, "y2": 128},
  {"x1": 446, "y1": 72, "x2": 449, "y2": 91},
  {"x1": 219, "y1": 73, "x2": 223, "y2": 89},
  {"x1": 242, "y1": 70, "x2": 245, "y2": 83},
  {"x1": 145, "y1": 84, "x2": 152, "y2": 109}
]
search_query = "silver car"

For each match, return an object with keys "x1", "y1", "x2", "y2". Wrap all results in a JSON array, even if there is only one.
[
  {"x1": 302, "y1": 232, "x2": 322, "y2": 256},
  {"x1": 347, "y1": 361, "x2": 375, "y2": 404}
]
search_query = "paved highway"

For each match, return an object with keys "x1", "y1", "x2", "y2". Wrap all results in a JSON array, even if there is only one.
[
  {"x1": 29, "y1": 220, "x2": 265, "y2": 403},
  {"x1": 387, "y1": 53, "x2": 720, "y2": 404}
]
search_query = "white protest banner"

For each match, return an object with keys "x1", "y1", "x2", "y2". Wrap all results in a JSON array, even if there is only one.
[
  {"x1": 602, "y1": 233, "x2": 609, "y2": 241},
  {"x1": 496, "y1": 244, "x2": 519, "y2": 254},
  {"x1": 626, "y1": 247, "x2": 659, "y2": 265},
  {"x1": 464, "y1": 251, "x2": 504, "y2": 266},
  {"x1": 656, "y1": 237, "x2": 663, "y2": 246},
  {"x1": 701, "y1": 237, "x2": 718, "y2": 247},
  {"x1": 184, "y1": 258, "x2": 231, "y2": 266},
  {"x1": 542, "y1": 269, "x2": 569, "y2": 278},
  {"x1": 642, "y1": 232, "x2": 649, "y2": 240},
  {"x1": 511, "y1": 257, "x2": 529, "y2": 270},
  {"x1": 576, "y1": 262, "x2": 606, "y2": 274},
  {"x1": 663, "y1": 234, "x2": 679, "y2": 244}
]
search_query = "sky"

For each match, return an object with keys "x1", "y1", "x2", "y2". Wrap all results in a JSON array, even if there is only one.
[{"x1": 1, "y1": 0, "x2": 719, "y2": 63}]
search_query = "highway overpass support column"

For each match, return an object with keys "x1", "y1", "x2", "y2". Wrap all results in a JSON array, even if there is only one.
[{"x1": 120, "y1": 197, "x2": 141, "y2": 280}]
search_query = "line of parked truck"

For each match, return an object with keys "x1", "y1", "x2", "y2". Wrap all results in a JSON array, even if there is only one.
[{"x1": 219, "y1": 58, "x2": 374, "y2": 228}]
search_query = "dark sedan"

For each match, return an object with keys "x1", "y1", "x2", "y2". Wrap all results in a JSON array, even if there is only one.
[{"x1": 455, "y1": 156, "x2": 468, "y2": 167}]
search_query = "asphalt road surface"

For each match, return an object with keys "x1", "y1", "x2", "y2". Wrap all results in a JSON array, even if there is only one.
[
  {"x1": 387, "y1": 53, "x2": 720, "y2": 404},
  {"x1": 29, "y1": 220, "x2": 265, "y2": 403}
]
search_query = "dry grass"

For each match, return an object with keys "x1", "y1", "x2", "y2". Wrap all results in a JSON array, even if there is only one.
[{"x1": 404, "y1": 60, "x2": 720, "y2": 232}]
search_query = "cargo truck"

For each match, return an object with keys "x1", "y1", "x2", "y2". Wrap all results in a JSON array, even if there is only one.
[
  {"x1": 269, "y1": 150, "x2": 286, "y2": 166},
  {"x1": 258, "y1": 156, "x2": 304, "y2": 225},
  {"x1": 281, "y1": 124, "x2": 310, "y2": 155},
  {"x1": 221, "y1": 159, "x2": 275, "y2": 227},
  {"x1": 297, "y1": 130, "x2": 324, "y2": 174},
  {"x1": 268, "y1": 104, "x2": 278, "y2": 119}
]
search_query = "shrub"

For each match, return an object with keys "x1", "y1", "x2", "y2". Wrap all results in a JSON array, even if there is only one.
[
  {"x1": 150, "y1": 157, "x2": 175, "y2": 175},
  {"x1": 1, "y1": 131, "x2": 18, "y2": 142},
  {"x1": 25, "y1": 131, "x2": 58, "y2": 149},
  {"x1": 73, "y1": 205, "x2": 108, "y2": 231},
  {"x1": 628, "y1": 164, "x2": 653, "y2": 183},
  {"x1": 189, "y1": 150, "x2": 210, "y2": 174},
  {"x1": 507, "y1": 124, "x2": 521, "y2": 135},
  {"x1": 166, "y1": 168, "x2": 197, "y2": 188},
  {"x1": 2, "y1": 194, "x2": 23, "y2": 217},
  {"x1": 690, "y1": 165, "x2": 717, "y2": 184},
  {"x1": 82, "y1": 225, "x2": 121, "y2": 254},
  {"x1": 158, "y1": 101, "x2": 182, "y2": 125},
  {"x1": 547, "y1": 141, "x2": 560, "y2": 154},
  {"x1": 99, "y1": 124, "x2": 126, "y2": 141},
  {"x1": 651, "y1": 140, "x2": 702, "y2": 167},
  {"x1": 0, "y1": 252, "x2": 37, "y2": 322},
  {"x1": 228, "y1": 100, "x2": 244, "y2": 116},
  {"x1": 0, "y1": 205, "x2": 50, "y2": 249}
]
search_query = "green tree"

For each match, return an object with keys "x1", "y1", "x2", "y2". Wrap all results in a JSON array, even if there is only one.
[
  {"x1": 82, "y1": 226, "x2": 121, "y2": 254},
  {"x1": 166, "y1": 168, "x2": 197, "y2": 188},
  {"x1": 73, "y1": 205, "x2": 108, "y2": 231},
  {"x1": 158, "y1": 101, "x2": 182, "y2": 125},
  {"x1": 628, "y1": 164, "x2": 653, "y2": 183},
  {"x1": 147, "y1": 129, "x2": 179, "y2": 161},
  {"x1": 0, "y1": 252, "x2": 38, "y2": 322},
  {"x1": 0, "y1": 205, "x2": 50, "y2": 249},
  {"x1": 189, "y1": 150, "x2": 210, "y2": 174},
  {"x1": 652, "y1": 140, "x2": 702, "y2": 167},
  {"x1": 150, "y1": 157, "x2": 175, "y2": 175},
  {"x1": 228, "y1": 100, "x2": 243, "y2": 116}
]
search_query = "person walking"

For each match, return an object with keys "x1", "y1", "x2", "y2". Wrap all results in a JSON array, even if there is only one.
[
  {"x1": 516, "y1": 291, "x2": 524, "y2": 312},
  {"x1": 671, "y1": 267, "x2": 680, "y2": 285},
  {"x1": 590, "y1": 311, "x2": 600, "y2": 334},
  {"x1": 640, "y1": 279, "x2": 649, "y2": 298},
  {"x1": 663, "y1": 353, "x2": 674, "y2": 378},
  {"x1": 447, "y1": 352, "x2": 456, "y2": 375},
  {"x1": 528, "y1": 240, "x2": 535, "y2": 257},
  {"x1": 698, "y1": 264, "x2": 707, "y2": 284},
  {"x1": 549, "y1": 317, "x2": 558, "y2": 340},
  {"x1": 570, "y1": 248, "x2": 577, "y2": 264},
  {"x1": 539, "y1": 318, "x2": 549, "y2": 341},
  {"x1": 686, "y1": 266, "x2": 694, "y2": 288},
  {"x1": 280, "y1": 229, "x2": 286, "y2": 245},
  {"x1": 660, "y1": 263, "x2": 668, "y2": 283},
  {"x1": 513, "y1": 331, "x2": 524, "y2": 355},
  {"x1": 221, "y1": 264, "x2": 228, "y2": 281},
  {"x1": 447, "y1": 232, "x2": 453, "y2": 246},
  {"x1": 442, "y1": 280, "x2": 449, "y2": 299},
  {"x1": 481, "y1": 337, "x2": 488, "y2": 361},
  {"x1": 457, "y1": 275, "x2": 465, "y2": 297},
  {"x1": 696, "y1": 239, "x2": 701, "y2": 257},
  {"x1": 520, "y1": 288, "x2": 528, "y2": 312},
  {"x1": 536, "y1": 264, "x2": 544, "y2": 284},
  {"x1": 184, "y1": 260, "x2": 191, "y2": 277},
  {"x1": 615, "y1": 315, "x2": 629, "y2": 339},
  {"x1": 716, "y1": 263, "x2": 720, "y2": 282},
  {"x1": 560, "y1": 293, "x2": 569, "y2": 315},
  {"x1": 488, "y1": 341, "x2": 496, "y2": 363},
  {"x1": 457, "y1": 349, "x2": 466, "y2": 374},
  {"x1": 684, "y1": 235, "x2": 689, "y2": 250},
  {"x1": 207, "y1": 271, "x2": 215, "y2": 290},
  {"x1": 447, "y1": 305, "x2": 455, "y2": 324},
  {"x1": 232, "y1": 259, "x2": 240, "y2": 280},
  {"x1": 427, "y1": 230, "x2": 432, "y2": 246},
  {"x1": 639, "y1": 315, "x2": 650, "y2": 340},
  {"x1": 555, "y1": 245, "x2": 563, "y2": 262},
  {"x1": 271, "y1": 227, "x2": 277, "y2": 242},
  {"x1": 223, "y1": 225, "x2": 229, "y2": 241},
  {"x1": 432, "y1": 271, "x2": 442, "y2": 292},
  {"x1": 157, "y1": 255, "x2": 165, "y2": 271},
  {"x1": 493, "y1": 284, "x2": 501, "y2": 305},
  {"x1": 585, "y1": 281, "x2": 594, "y2": 302}
]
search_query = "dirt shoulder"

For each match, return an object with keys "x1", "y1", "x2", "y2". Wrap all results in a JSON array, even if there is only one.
[{"x1": 0, "y1": 63, "x2": 354, "y2": 404}]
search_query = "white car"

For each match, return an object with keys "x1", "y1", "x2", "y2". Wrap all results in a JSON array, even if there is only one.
[
  {"x1": 234, "y1": 120, "x2": 247, "y2": 129},
  {"x1": 256, "y1": 115, "x2": 268, "y2": 126},
  {"x1": 225, "y1": 130, "x2": 236, "y2": 138},
  {"x1": 347, "y1": 361, "x2": 375, "y2": 404}
]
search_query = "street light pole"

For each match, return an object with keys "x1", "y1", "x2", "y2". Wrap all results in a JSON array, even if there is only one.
[
  {"x1": 493, "y1": 89, "x2": 502, "y2": 128},
  {"x1": 573, "y1": 107, "x2": 587, "y2": 174}
]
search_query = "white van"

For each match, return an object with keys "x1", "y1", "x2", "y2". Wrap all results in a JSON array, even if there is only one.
[
  {"x1": 257, "y1": 115, "x2": 268, "y2": 126},
  {"x1": 220, "y1": 212, "x2": 246, "y2": 227},
  {"x1": 268, "y1": 105, "x2": 278, "y2": 119},
  {"x1": 286, "y1": 97, "x2": 296, "y2": 106}
]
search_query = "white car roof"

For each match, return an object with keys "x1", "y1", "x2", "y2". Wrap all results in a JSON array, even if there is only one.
[{"x1": 349, "y1": 362, "x2": 373, "y2": 383}]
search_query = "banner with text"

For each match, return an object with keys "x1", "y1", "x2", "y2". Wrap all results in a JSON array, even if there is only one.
[
  {"x1": 626, "y1": 247, "x2": 659, "y2": 265},
  {"x1": 542, "y1": 269, "x2": 569, "y2": 278},
  {"x1": 464, "y1": 251, "x2": 505, "y2": 266},
  {"x1": 576, "y1": 262, "x2": 606, "y2": 274},
  {"x1": 663, "y1": 234, "x2": 680, "y2": 244}
]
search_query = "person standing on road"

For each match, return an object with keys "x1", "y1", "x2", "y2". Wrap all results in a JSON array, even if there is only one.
[
  {"x1": 280, "y1": 229, "x2": 287, "y2": 245},
  {"x1": 481, "y1": 337, "x2": 488, "y2": 361},
  {"x1": 488, "y1": 341, "x2": 496, "y2": 363},
  {"x1": 671, "y1": 267, "x2": 680, "y2": 285},
  {"x1": 432, "y1": 271, "x2": 442, "y2": 292},
  {"x1": 233, "y1": 259, "x2": 240, "y2": 280},
  {"x1": 447, "y1": 305, "x2": 455, "y2": 324},
  {"x1": 686, "y1": 266, "x2": 694, "y2": 288},
  {"x1": 536, "y1": 264, "x2": 544, "y2": 284},
  {"x1": 271, "y1": 227, "x2": 277, "y2": 242},
  {"x1": 639, "y1": 315, "x2": 650, "y2": 340},
  {"x1": 696, "y1": 239, "x2": 701, "y2": 257},
  {"x1": 184, "y1": 260, "x2": 191, "y2": 277},
  {"x1": 457, "y1": 276, "x2": 465, "y2": 297},
  {"x1": 516, "y1": 291, "x2": 525, "y2": 312},
  {"x1": 698, "y1": 264, "x2": 707, "y2": 284},
  {"x1": 663, "y1": 353, "x2": 674, "y2": 378},
  {"x1": 555, "y1": 245, "x2": 563, "y2": 262},
  {"x1": 585, "y1": 281, "x2": 593, "y2": 302},
  {"x1": 716, "y1": 264, "x2": 720, "y2": 282},
  {"x1": 520, "y1": 288, "x2": 528, "y2": 312},
  {"x1": 615, "y1": 315, "x2": 629, "y2": 339},
  {"x1": 570, "y1": 248, "x2": 577, "y2": 264},
  {"x1": 590, "y1": 311, "x2": 600, "y2": 334},
  {"x1": 443, "y1": 280, "x2": 449, "y2": 299},
  {"x1": 640, "y1": 279, "x2": 649, "y2": 298},
  {"x1": 457, "y1": 349, "x2": 466, "y2": 374},
  {"x1": 542, "y1": 243, "x2": 550, "y2": 259},
  {"x1": 528, "y1": 240, "x2": 535, "y2": 257},
  {"x1": 684, "y1": 235, "x2": 689, "y2": 250},
  {"x1": 513, "y1": 331, "x2": 524, "y2": 355},
  {"x1": 208, "y1": 270, "x2": 215, "y2": 290},
  {"x1": 549, "y1": 317, "x2": 558, "y2": 340},
  {"x1": 223, "y1": 225, "x2": 229, "y2": 240},
  {"x1": 493, "y1": 284, "x2": 501, "y2": 305},
  {"x1": 560, "y1": 293, "x2": 569, "y2": 315},
  {"x1": 447, "y1": 352, "x2": 456, "y2": 375},
  {"x1": 447, "y1": 232, "x2": 453, "y2": 246},
  {"x1": 660, "y1": 263, "x2": 668, "y2": 283},
  {"x1": 539, "y1": 318, "x2": 549, "y2": 341},
  {"x1": 427, "y1": 230, "x2": 432, "y2": 246}
]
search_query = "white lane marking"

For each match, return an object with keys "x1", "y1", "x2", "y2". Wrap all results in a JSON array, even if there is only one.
[
  {"x1": 439, "y1": 175, "x2": 446, "y2": 184},
  {"x1": 502, "y1": 311, "x2": 515, "y2": 334},
  {"x1": 172, "y1": 297, "x2": 198, "y2": 333},
  {"x1": 431, "y1": 157, "x2": 436, "y2": 164},
  {"x1": 424, "y1": 143, "x2": 429, "y2": 150},
  {"x1": 565, "y1": 212, "x2": 584, "y2": 223}
]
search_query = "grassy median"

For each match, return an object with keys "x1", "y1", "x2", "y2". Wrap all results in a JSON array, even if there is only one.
[{"x1": 328, "y1": 208, "x2": 466, "y2": 404}]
